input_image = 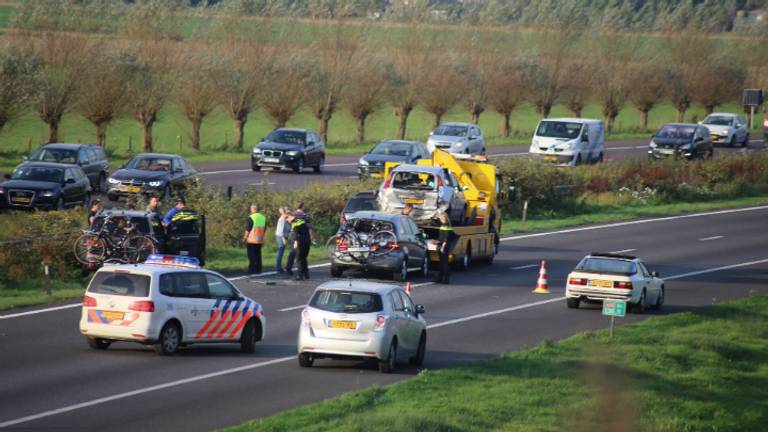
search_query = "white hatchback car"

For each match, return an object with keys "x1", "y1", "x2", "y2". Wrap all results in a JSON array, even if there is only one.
[
  {"x1": 565, "y1": 253, "x2": 664, "y2": 313},
  {"x1": 700, "y1": 112, "x2": 749, "y2": 147},
  {"x1": 297, "y1": 281, "x2": 426, "y2": 373},
  {"x1": 79, "y1": 255, "x2": 266, "y2": 355}
]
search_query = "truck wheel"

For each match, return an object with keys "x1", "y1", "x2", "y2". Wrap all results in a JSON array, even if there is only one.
[{"x1": 453, "y1": 245, "x2": 470, "y2": 271}]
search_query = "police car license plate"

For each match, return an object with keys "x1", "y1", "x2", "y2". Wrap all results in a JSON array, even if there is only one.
[
  {"x1": 124, "y1": 186, "x2": 141, "y2": 193},
  {"x1": 329, "y1": 320, "x2": 356, "y2": 329},
  {"x1": 11, "y1": 197, "x2": 31, "y2": 203},
  {"x1": 404, "y1": 198, "x2": 424, "y2": 204},
  {"x1": 543, "y1": 155, "x2": 557, "y2": 161},
  {"x1": 102, "y1": 311, "x2": 125, "y2": 321},
  {"x1": 347, "y1": 246, "x2": 369, "y2": 252},
  {"x1": 264, "y1": 157, "x2": 280, "y2": 163},
  {"x1": 589, "y1": 279, "x2": 613, "y2": 288}
]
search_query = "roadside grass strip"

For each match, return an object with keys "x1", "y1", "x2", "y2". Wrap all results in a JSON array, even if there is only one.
[{"x1": 224, "y1": 295, "x2": 768, "y2": 432}]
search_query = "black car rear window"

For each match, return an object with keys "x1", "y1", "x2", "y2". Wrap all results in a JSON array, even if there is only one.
[
  {"x1": 344, "y1": 197, "x2": 377, "y2": 213},
  {"x1": 575, "y1": 258, "x2": 637, "y2": 275},
  {"x1": 309, "y1": 290, "x2": 383, "y2": 313},
  {"x1": 88, "y1": 272, "x2": 151, "y2": 297}
]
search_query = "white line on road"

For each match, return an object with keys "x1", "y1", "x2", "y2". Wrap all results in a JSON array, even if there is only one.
[
  {"x1": 511, "y1": 264, "x2": 539, "y2": 270},
  {"x1": 0, "y1": 303, "x2": 81, "y2": 320},
  {"x1": 278, "y1": 305, "x2": 306, "y2": 312},
  {"x1": 201, "y1": 169, "x2": 251, "y2": 175},
  {"x1": 248, "y1": 182, "x2": 277, "y2": 186},
  {"x1": 3, "y1": 257, "x2": 767, "y2": 427},
  {"x1": 609, "y1": 249, "x2": 637, "y2": 254},
  {"x1": 699, "y1": 236, "x2": 724, "y2": 241}
]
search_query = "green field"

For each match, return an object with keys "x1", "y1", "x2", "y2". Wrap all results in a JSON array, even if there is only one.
[
  {"x1": 0, "y1": 100, "x2": 748, "y2": 173},
  {"x1": 225, "y1": 294, "x2": 768, "y2": 432}
]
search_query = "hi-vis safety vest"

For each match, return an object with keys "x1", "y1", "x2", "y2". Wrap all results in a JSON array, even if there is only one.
[
  {"x1": 171, "y1": 210, "x2": 199, "y2": 223},
  {"x1": 247, "y1": 213, "x2": 267, "y2": 244}
]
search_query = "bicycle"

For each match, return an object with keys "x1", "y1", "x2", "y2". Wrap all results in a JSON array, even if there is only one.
[
  {"x1": 324, "y1": 221, "x2": 399, "y2": 265},
  {"x1": 74, "y1": 215, "x2": 157, "y2": 265}
]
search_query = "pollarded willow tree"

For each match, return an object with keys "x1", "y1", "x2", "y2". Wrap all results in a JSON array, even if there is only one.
[
  {"x1": 591, "y1": 30, "x2": 637, "y2": 134},
  {"x1": 487, "y1": 55, "x2": 525, "y2": 138},
  {"x1": 261, "y1": 52, "x2": 312, "y2": 128},
  {"x1": 0, "y1": 45, "x2": 38, "y2": 136},
  {"x1": 174, "y1": 49, "x2": 221, "y2": 151},
  {"x1": 417, "y1": 50, "x2": 464, "y2": 128},
  {"x1": 627, "y1": 60, "x2": 667, "y2": 130},
  {"x1": 344, "y1": 53, "x2": 388, "y2": 143}
]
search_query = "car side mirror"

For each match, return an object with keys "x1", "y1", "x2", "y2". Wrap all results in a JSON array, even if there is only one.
[
  {"x1": 652, "y1": 271, "x2": 659, "y2": 277},
  {"x1": 415, "y1": 304, "x2": 425, "y2": 315},
  {"x1": 66, "y1": 178, "x2": 76, "y2": 184}
]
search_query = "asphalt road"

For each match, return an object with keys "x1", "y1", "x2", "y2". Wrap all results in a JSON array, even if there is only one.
[
  {"x1": 196, "y1": 138, "x2": 767, "y2": 194},
  {"x1": 1, "y1": 205, "x2": 767, "y2": 431}
]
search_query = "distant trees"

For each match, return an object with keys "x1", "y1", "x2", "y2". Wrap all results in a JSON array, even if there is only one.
[
  {"x1": 386, "y1": 32, "x2": 430, "y2": 139},
  {"x1": 417, "y1": 53, "x2": 464, "y2": 128},
  {"x1": 344, "y1": 55, "x2": 387, "y2": 143},
  {"x1": 627, "y1": 61, "x2": 667, "y2": 130},
  {"x1": 261, "y1": 52, "x2": 310, "y2": 128},
  {"x1": 487, "y1": 56, "x2": 525, "y2": 137},
  {"x1": 0, "y1": 46, "x2": 38, "y2": 135},
  {"x1": 175, "y1": 51, "x2": 220, "y2": 151}
]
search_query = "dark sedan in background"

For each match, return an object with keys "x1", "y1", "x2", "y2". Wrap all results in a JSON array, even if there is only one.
[
  {"x1": 106, "y1": 153, "x2": 198, "y2": 201},
  {"x1": 648, "y1": 123, "x2": 713, "y2": 160},
  {"x1": 26, "y1": 143, "x2": 109, "y2": 192},
  {"x1": 0, "y1": 162, "x2": 91, "y2": 210},
  {"x1": 357, "y1": 140, "x2": 430, "y2": 179},
  {"x1": 251, "y1": 128, "x2": 326, "y2": 174}
]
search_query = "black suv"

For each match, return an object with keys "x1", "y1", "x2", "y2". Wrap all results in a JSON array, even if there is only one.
[
  {"x1": 251, "y1": 128, "x2": 326, "y2": 174},
  {"x1": 26, "y1": 143, "x2": 109, "y2": 192}
]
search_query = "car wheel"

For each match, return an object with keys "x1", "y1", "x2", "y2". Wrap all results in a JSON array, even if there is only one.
[
  {"x1": 742, "y1": 133, "x2": 749, "y2": 147},
  {"x1": 154, "y1": 321, "x2": 181, "y2": 355},
  {"x1": 409, "y1": 332, "x2": 426, "y2": 367},
  {"x1": 378, "y1": 339, "x2": 397, "y2": 373},
  {"x1": 597, "y1": 152, "x2": 604, "y2": 163},
  {"x1": 298, "y1": 352, "x2": 314, "y2": 368},
  {"x1": 655, "y1": 286, "x2": 665, "y2": 309},
  {"x1": 454, "y1": 245, "x2": 470, "y2": 271},
  {"x1": 633, "y1": 290, "x2": 647, "y2": 314},
  {"x1": 421, "y1": 255, "x2": 429, "y2": 277},
  {"x1": 393, "y1": 257, "x2": 407, "y2": 282},
  {"x1": 566, "y1": 297, "x2": 580, "y2": 309},
  {"x1": 81, "y1": 192, "x2": 91, "y2": 208},
  {"x1": 97, "y1": 173, "x2": 106, "y2": 193},
  {"x1": 87, "y1": 337, "x2": 111, "y2": 350},
  {"x1": 293, "y1": 158, "x2": 305, "y2": 174},
  {"x1": 727, "y1": 136, "x2": 734, "y2": 147},
  {"x1": 240, "y1": 319, "x2": 258, "y2": 353},
  {"x1": 314, "y1": 156, "x2": 324, "y2": 174},
  {"x1": 56, "y1": 197, "x2": 65, "y2": 211},
  {"x1": 330, "y1": 265, "x2": 344, "y2": 278},
  {"x1": 251, "y1": 160, "x2": 261, "y2": 171}
]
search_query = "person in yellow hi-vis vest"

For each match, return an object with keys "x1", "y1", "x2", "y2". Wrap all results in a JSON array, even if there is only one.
[{"x1": 243, "y1": 203, "x2": 267, "y2": 275}]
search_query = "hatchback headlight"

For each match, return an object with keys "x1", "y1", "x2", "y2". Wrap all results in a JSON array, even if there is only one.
[
  {"x1": 286, "y1": 151, "x2": 299, "y2": 156},
  {"x1": 358, "y1": 158, "x2": 369, "y2": 166},
  {"x1": 107, "y1": 177, "x2": 119, "y2": 184},
  {"x1": 41, "y1": 190, "x2": 56, "y2": 197},
  {"x1": 455, "y1": 141, "x2": 464, "y2": 147},
  {"x1": 148, "y1": 181, "x2": 163, "y2": 187}
]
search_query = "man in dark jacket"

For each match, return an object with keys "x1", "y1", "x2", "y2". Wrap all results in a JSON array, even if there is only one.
[
  {"x1": 286, "y1": 211, "x2": 311, "y2": 281},
  {"x1": 285, "y1": 201, "x2": 313, "y2": 276}
]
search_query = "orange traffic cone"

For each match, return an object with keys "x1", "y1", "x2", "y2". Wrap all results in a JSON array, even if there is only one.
[
  {"x1": 532, "y1": 260, "x2": 550, "y2": 294},
  {"x1": 405, "y1": 281, "x2": 413, "y2": 294}
]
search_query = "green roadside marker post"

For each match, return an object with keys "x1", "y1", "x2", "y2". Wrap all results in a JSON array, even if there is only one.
[{"x1": 602, "y1": 300, "x2": 627, "y2": 339}]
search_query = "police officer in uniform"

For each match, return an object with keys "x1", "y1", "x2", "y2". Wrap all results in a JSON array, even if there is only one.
[
  {"x1": 243, "y1": 203, "x2": 267, "y2": 275},
  {"x1": 436, "y1": 212, "x2": 453, "y2": 284},
  {"x1": 287, "y1": 211, "x2": 311, "y2": 281}
]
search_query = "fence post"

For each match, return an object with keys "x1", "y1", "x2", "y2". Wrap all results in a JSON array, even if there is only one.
[
  {"x1": 178, "y1": 135, "x2": 182, "y2": 153},
  {"x1": 27, "y1": 138, "x2": 32, "y2": 154},
  {"x1": 227, "y1": 186, "x2": 233, "y2": 200},
  {"x1": 521, "y1": 200, "x2": 529, "y2": 223},
  {"x1": 128, "y1": 136, "x2": 133, "y2": 154},
  {"x1": 44, "y1": 263, "x2": 51, "y2": 295}
]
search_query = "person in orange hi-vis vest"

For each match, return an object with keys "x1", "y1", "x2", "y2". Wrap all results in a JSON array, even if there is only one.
[{"x1": 243, "y1": 203, "x2": 267, "y2": 275}]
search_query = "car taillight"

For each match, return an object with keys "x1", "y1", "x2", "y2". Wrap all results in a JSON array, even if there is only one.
[
  {"x1": 83, "y1": 295, "x2": 97, "y2": 307},
  {"x1": 383, "y1": 174, "x2": 393, "y2": 189},
  {"x1": 614, "y1": 281, "x2": 632, "y2": 289},
  {"x1": 370, "y1": 241, "x2": 399, "y2": 252},
  {"x1": 129, "y1": 300, "x2": 155, "y2": 312},
  {"x1": 302, "y1": 308, "x2": 311, "y2": 328},
  {"x1": 569, "y1": 278, "x2": 587, "y2": 286},
  {"x1": 335, "y1": 236, "x2": 349, "y2": 252},
  {"x1": 374, "y1": 315, "x2": 387, "y2": 331}
]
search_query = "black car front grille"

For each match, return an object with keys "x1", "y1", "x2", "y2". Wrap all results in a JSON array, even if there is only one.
[
  {"x1": 119, "y1": 180, "x2": 145, "y2": 187},
  {"x1": 8, "y1": 189, "x2": 35, "y2": 206},
  {"x1": 657, "y1": 143, "x2": 677, "y2": 149},
  {"x1": 262, "y1": 150, "x2": 283, "y2": 157}
]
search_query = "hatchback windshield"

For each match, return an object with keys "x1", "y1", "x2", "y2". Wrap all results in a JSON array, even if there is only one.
[
  {"x1": 309, "y1": 290, "x2": 383, "y2": 313},
  {"x1": 126, "y1": 157, "x2": 172, "y2": 171},
  {"x1": 433, "y1": 125, "x2": 467, "y2": 137},
  {"x1": 29, "y1": 148, "x2": 78, "y2": 164},
  {"x1": 391, "y1": 171, "x2": 437, "y2": 190},
  {"x1": 11, "y1": 166, "x2": 64, "y2": 182},
  {"x1": 266, "y1": 130, "x2": 306, "y2": 145},
  {"x1": 371, "y1": 141, "x2": 412, "y2": 157},
  {"x1": 656, "y1": 125, "x2": 695, "y2": 139},
  {"x1": 536, "y1": 121, "x2": 582, "y2": 139},
  {"x1": 702, "y1": 116, "x2": 733, "y2": 126},
  {"x1": 88, "y1": 272, "x2": 151, "y2": 297},
  {"x1": 575, "y1": 257, "x2": 637, "y2": 275}
]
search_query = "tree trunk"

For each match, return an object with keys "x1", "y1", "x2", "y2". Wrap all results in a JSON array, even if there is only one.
[
  {"x1": 47, "y1": 119, "x2": 60, "y2": 143},
  {"x1": 433, "y1": 112, "x2": 443, "y2": 129},
  {"x1": 676, "y1": 109, "x2": 685, "y2": 122},
  {"x1": 95, "y1": 121, "x2": 107, "y2": 147},
  {"x1": 501, "y1": 112, "x2": 511, "y2": 138},
  {"x1": 640, "y1": 110, "x2": 649, "y2": 130},
  {"x1": 320, "y1": 116, "x2": 330, "y2": 143},
  {"x1": 574, "y1": 108, "x2": 582, "y2": 118},
  {"x1": 356, "y1": 114, "x2": 368, "y2": 143},
  {"x1": 141, "y1": 121, "x2": 154, "y2": 152},
  {"x1": 705, "y1": 105, "x2": 715, "y2": 115},
  {"x1": 395, "y1": 108, "x2": 410, "y2": 140},
  {"x1": 191, "y1": 117, "x2": 202, "y2": 150},
  {"x1": 470, "y1": 110, "x2": 481, "y2": 124},
  {"x1": 233, "y1": 115, "x2": 247, "y2": 150},
  {"x1": 540, "y1": 103, "x2": 552, "y2": 119}
]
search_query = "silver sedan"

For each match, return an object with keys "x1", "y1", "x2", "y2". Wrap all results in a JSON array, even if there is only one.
[{"x1": 297, "y1": 281, "x2": 427, "y2": 373}]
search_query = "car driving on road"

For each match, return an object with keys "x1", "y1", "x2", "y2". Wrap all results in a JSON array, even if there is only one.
[
  {"x1": 297, "y1": 280, "x2": 426, "y2": 373},
  {"x1": 565, "y1": 253, "x2": 664, "y2": 313},
  {"x1": 700, "y1": 112, "x2": 749, "y2": 147},
  {"x1": 26, "y1": 143, "x2": 110, "y2": 192},
  {"x1": 80, "y1": 255, "x2": 265, "y2": 355},
  {"x1": 358, "y1": 140, "x2": 430, "y2": 179},
  {"x1": 0, "y1": 162, "x2": 91, "y2": 211},
  {"x1": 426, "y1": 123, "x2": 486, "y2": 155},
  {"x1": 648, "y1": 123, "x2": 713, "y2": 160},
  {"x1": 378, "y1": 164, "x2": 468, "y2": 224},
  {"x1": 107, "y1": 153, "x2": 197, "y2": 201},
  {"x1": 252, "y1": 128, "x2": 325, "y2": 173}
]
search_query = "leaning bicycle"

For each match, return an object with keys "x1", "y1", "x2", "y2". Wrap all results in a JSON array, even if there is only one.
[
  {"x1": 324, "y1": 223, "x2": 399, "y2": 264},
  {"x1": 73, "y1": 215, "x2": 157, "y2": 265}
]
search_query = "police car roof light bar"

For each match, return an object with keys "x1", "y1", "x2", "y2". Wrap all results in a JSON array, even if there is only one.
[{"x1": 145, "y1": 254, "x2": 201, "y2": 268}]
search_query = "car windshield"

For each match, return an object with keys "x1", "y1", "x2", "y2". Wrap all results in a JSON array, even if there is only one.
[
  {"x1": 536, "y1": 121, "x2": 582, "y2": 139},
  {"x1": 126, "y1": 157, "x2": 172, "y2": 172},
  {"x1": 702, "y1": 116, "x2": 733, "y2": 126},
  {"x1": 29, "y1": 148, "x2": 78, "y2": 164},
  {"x1": 344, "y1": 196, "x2": 377, "y2": 214},
  {"x1": 656, "y1": 125, "x2": 695, "y2": 139},
  {"x1": 267, "y1": 130, "x2": 306, "y2": 145},
  {"x1": 87, "y1": 272, "x2": 151, "y2": 297},
  {"x1": 346, "y1": 218, "x2": 394, "y2": 234},
  {"x1": 371, "y1": 142, "x2": 412, "y2": 157},
  {"x1": 433, "y1": 125, "x2": 467, "y2": 137},
  {"x1": 391, "y1": 171, "x2": 437, "y2": 190},
  {"x1": 575, "y1": 257, "x2": 637, "y2": 275},
  {"x1": 11, "y1": 166, "x2": 64, "y2": 182},
  {"x1": 309, "y1": 290, "x2": 383, "y2": 313}
]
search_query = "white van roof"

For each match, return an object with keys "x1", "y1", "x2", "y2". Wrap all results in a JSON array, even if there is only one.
[{"x1": 543, "y1": 118, "x2": 604, "y2": 124}]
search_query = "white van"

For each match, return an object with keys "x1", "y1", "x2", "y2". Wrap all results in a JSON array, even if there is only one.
[{"x1": 529, "y1": 118, "x2": 605, "y2": 166}]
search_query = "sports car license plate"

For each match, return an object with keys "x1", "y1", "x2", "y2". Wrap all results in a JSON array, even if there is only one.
[
  {"x1": 11, "y1": 197, "x2": 31, "y2": 203},
  {"x1": 543, "y1": 155, "x2": 557, "y2": 161},
  {"x1": 329, "y1": 320, "x2": 356, "y2": 329},
  {"x1": 263, "y1": 157, "x2": 280, "y2": 163},
  {"x1": 124, "y1": 186, "x2": 141, "y2": 193},
  {"x1": 102, "y1": 311, "x2": 125, "y2": 321},
  {"x1": 589, "y1": 279, "x2": 613, "y2": 288},
  {"x1": 404, "y1": 198, "x2": 424, "y2": 204},
  {"x1": 346, "y1": 246, "x2": 369, "y2": 252}
]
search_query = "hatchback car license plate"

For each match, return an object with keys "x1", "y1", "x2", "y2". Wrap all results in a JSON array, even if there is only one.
[
  {"x1": 590, "y1": 279, "x2": 613, "y2": 288},
  {"x1": 125, "y1": 186, "x2": 141, "y2": 193},
  {"x1": 329, "y1": 320, "x2": 356, "y2": 329},
  {"x1": 404, "y1": 198, "x2": 424, "y2": 204},
  {"x1": 264, "y1": 157, "x2": 280, "y2": 163},
  {"x1": 102, "y1": 311, "x2": 125, "y2": 321},
  {"x1": 347, "y1": 246, "x2": 369, "y2": 252},
  {"x1": 543, "y1": 155, "x2": 557, "y2": 161},
  {"x1": 12, "y1": 197, "x2": 31, "y2": 203}
]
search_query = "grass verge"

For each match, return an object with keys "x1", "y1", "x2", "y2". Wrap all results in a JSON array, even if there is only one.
[
  {"x1": 224, "y1": 294, "x2": 768, "y2": 432},
  {"x1": 2, "y1": 194, "x2": 767, "y2": 312}
]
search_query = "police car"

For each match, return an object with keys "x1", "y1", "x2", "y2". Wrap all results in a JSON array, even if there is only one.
[{"x1": 79, "y1": 255, "x2": 266, "y2": 355}]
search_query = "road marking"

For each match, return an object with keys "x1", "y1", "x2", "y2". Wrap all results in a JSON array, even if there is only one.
[
  {"x1": 201, "y1": 169, "x2": 251, "y2": 175},
  {"x1": 511, "y1": 264, "x2": 538, "y2": 270},
  {"x1": 0, "y1": 303, "x2": 81, "y2": 320},
  {"x1": 324, "y1": 162, "x2": 356, "y2": 167},
  {"x1": 248, "y1": 182, "x2": 277, "y2": 186},
  {"x1": 699, "y1": 236, "x2": 724, "y2": 241},
  {"x1": 3, "y1": 257, "x2": 767, "y2": 426},
  {"x1": 412, "y1": 281, "x2": 435, "y2": 288},
  {"x1": 609, "y1": 249, "x2": 636, "y2": 254},
  {"x1": 278, "y1": 305, "x2": 305, "y2": 312}
]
